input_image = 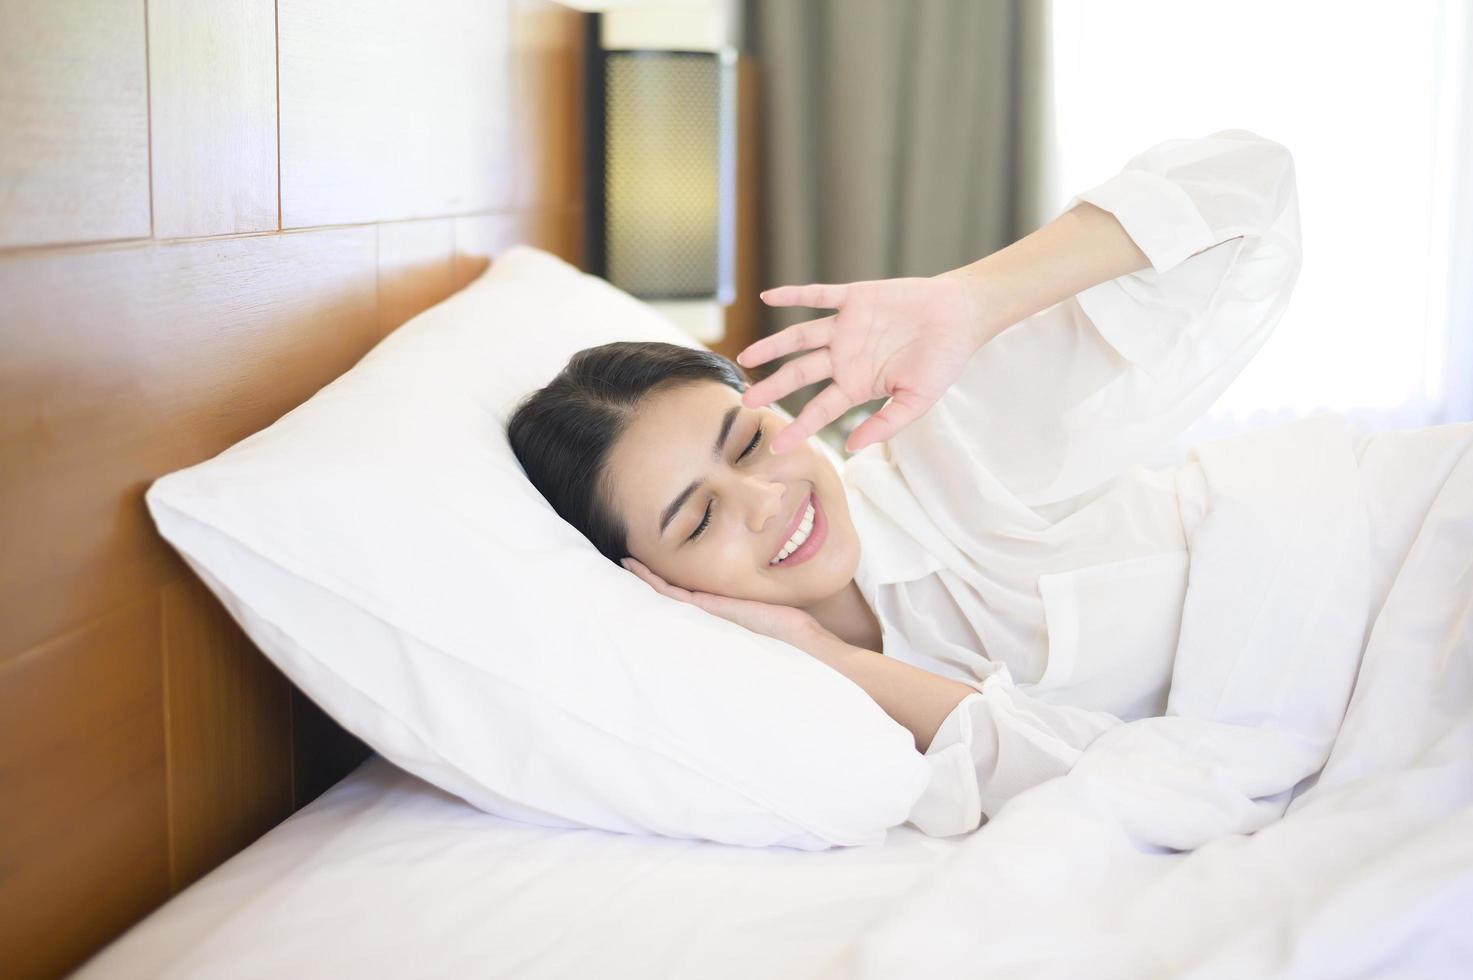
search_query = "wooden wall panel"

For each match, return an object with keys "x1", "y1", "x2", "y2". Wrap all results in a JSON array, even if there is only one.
[
  {"x1": 279, "y1": 0, "x2": 515, "y2": 228},
  {"x1": 163, "y1": 573, "x2": 295, "y2": 892},
  {"x1": 0, "y1": 0, "x2": 151, "y2": 249},
  {"x1": 511, "y1": 0, "x2": 586, "y2": 210},
  {"x1": 147, "y1": 0, "x2": 279, "y2": 239},
  {"x1": 0, "y1": 597, "x2": 170, "y2": 980},
  {"x1": 1, "y1": 2, "x2": 587, "y2": 975},
  {"x1": 0, "y1": 229, "x2": 379, "y2": 662},
  {"x1": 452, "y1": 213, "x2": 507, "y2": 288},
  {"x1": 522, "y1": 208, "x2": 586, "y2": 268},
  {"x1": 453, "y1": 210, "x2": 584, "y2": 289},
  {"x1": 378, "y1": 218, "x2": 457, "y2": 337}
]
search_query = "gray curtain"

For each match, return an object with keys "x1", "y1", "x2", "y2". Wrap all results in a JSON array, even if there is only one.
[{"x1": 743, "y1": 0, "x2": 1054, "y2": 433}]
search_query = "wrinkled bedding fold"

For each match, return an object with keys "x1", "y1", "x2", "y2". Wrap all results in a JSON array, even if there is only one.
[{"x1": 847, "y1": 418, "x2": 1473, "y2": 979}]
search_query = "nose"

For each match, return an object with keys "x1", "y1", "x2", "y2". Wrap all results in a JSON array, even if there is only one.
[{"x1": 742, "y1": 475, "x2": 785, "y2": 533}]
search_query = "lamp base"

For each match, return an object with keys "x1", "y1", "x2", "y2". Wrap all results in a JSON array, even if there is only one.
[{"x1": 649, "y1": 299, "x2": 726, "y2": 345}]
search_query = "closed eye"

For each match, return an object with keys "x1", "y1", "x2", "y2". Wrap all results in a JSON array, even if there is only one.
[
  {"x1": 689, "y1": 426, "x2": 762, "y2": 543},
  {"x1": 688, "y1": 502, "x2": 713, "y2": 542},
  {"x1": 737, "y1": 425, "x2": 763, "y2": 461}
]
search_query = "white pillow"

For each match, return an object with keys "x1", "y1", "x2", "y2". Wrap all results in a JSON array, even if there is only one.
[{"x1": 146, "y1": 245, "x2": 932, "y2": 849}]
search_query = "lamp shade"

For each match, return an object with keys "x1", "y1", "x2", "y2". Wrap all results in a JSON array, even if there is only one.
[{"x1": 590, "y1": 43, "x2": 736, "y2": 305}]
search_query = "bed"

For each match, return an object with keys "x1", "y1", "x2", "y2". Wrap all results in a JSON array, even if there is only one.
[
  {"x1": 44, "y1": 406, "x2": 1473, "y2": 980},
  {"x1": 69, "y1": 755, "x2": 967, "y2": 979}
]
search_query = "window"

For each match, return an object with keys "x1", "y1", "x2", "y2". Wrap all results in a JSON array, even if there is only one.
[{"x1": 1046, "y1": 0, "x2": 1472, "y2": 441}]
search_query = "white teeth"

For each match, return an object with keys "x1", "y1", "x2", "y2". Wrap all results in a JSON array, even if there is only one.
[{"x1": 769, "y1": 500, "x2": 817, "y2": 565}]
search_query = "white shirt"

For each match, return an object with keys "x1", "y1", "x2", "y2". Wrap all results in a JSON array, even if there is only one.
[{"x1": 838, "y1": 129, "x2": 1304, "y2": 835}]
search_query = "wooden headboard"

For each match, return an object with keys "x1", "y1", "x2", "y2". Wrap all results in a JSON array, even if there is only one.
[{"x1": 0, "y1": 3, "x2": 586, "y2": 977}]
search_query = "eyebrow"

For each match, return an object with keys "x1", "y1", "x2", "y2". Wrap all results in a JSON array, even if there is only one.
[{"x1": 659, "y1": 405, "x2": 742, "y2": 538}]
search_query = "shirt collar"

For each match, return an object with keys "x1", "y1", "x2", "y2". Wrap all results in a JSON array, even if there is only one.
[{"x1": 843, "y1": 447, "x2": 947, "y2": 597}]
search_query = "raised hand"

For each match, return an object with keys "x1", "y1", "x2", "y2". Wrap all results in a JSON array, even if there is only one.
[{"x1": 736, "y1": 274, "x2": 995, "y2": 454}]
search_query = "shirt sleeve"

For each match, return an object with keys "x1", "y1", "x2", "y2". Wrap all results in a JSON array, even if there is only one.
[
  {"x1": 906, "y1": 670, "x2": 1123, "y2": 837},
  {"x1": 887, "y1": 128, "x2": 1304, "y2": 510}
]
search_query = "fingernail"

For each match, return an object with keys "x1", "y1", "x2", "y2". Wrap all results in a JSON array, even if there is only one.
[{"x1": 620, "y1": 558, "x2": 630, "y2": 569}]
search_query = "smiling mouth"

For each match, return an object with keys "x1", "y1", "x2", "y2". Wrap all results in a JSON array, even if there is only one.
[{"x1": 768, "y1": 490, "x2": 826, "y2": 568}]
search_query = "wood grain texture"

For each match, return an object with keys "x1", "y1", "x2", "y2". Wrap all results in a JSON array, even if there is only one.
[
  {"x1": 511, "y1": 0, "x2": 585, "y2": 210},
  {"x1": 378, "y1": 218, "x2": 457, "y2": 337},
  {"x1": 0, "y1": 0, "x2": 151, "y2": 249},
  {"x1": 0, "y1": 228, "x2": 379, "y2": 662},
  {"x1": 0, "y1": 597, "x2": 170, "y2": 980},
  {"x1": 453, "y1": 209, "x2": 585, "y2": 289},
  {"x1": 278, "y1": 0, "x2": 515, "y2": 227},
  {"x1": 163, "y1": 573, "x2": 295, "y2": 892},
  {"x1": 452, "y1": 213, "x2": 509, "y2": 288},
  {"x1": 0, "y1": 3, "x2": 588, "y2": 975},
  {"x1": 148, "y1": 0, "x2": 279, "y2": 238},
  {"x1": 519, "y1": 208, "x2": 585, "y2": 266}
]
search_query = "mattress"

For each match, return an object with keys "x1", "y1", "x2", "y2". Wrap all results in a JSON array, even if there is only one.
[{"x1": 72, "y1": 756, "x2": 967, "y2": 979}]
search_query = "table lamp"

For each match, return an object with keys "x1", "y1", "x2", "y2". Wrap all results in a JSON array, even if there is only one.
[{"x1": 583, "y1": 3, "x2": 739, "y2": 343}]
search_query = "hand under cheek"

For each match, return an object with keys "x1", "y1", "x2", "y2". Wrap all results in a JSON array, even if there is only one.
[
  {"x1": 688, "y1": 549, "x2": 769, "y2": 601},
  {"x1": 691, "y1": 567, "x2": 747, "y2": 601}
]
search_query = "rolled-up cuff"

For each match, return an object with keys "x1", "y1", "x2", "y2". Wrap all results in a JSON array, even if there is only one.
[
  {"x1": 1066, "y1": 168, "x2": 1219, "y2": 276},
  {"x1": 905, "y1": 692, "x2": 984, "y2": 837}
]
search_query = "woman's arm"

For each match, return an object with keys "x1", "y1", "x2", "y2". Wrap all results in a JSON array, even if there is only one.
[
  {"x1": 738, "y1": 201, "x2": 1159, "y2": 454},
  {"x1": 744, "y1": 130, "x2": 1297, "y2": 460},
  {"x1": 942, "y1": 201, "x2": 1155, "y2": 345},
  {"x1": 795, "y1": 623, "x2": 977, "y2": 754}
]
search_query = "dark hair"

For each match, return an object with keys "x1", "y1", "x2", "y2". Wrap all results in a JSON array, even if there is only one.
[{"x1": 507, "y1": 341, "x2": 751, "y2": 565}]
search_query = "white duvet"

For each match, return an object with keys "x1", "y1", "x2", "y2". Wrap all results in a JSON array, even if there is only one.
[{"x1": 846, "y1": 415, "x2": 1473, "y2": 979}]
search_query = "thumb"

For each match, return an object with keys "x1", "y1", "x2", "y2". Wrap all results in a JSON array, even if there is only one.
[{"x1": 844, "y1": 391, "x2": 931, "y2": 453}]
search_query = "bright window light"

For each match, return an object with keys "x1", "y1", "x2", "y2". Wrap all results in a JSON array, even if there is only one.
[{"x1": 1046, "y1": 0, "x2": 1470, "y2": 438}]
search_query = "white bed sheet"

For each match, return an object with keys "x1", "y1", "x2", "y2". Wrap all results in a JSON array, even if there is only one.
[
  {"x1": 846, "y1": 421, "x2": 1473, "y2": 979},
  {"x1": 73, "y1": 756, "x2": 967, "y2": 979}
]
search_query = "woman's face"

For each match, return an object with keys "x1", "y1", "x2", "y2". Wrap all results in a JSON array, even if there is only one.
[{"x1": 604, "y1": 380, "x2": 861, "y2": 608}]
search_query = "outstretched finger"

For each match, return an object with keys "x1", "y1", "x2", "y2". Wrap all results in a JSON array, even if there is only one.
[
  {"x1": 770, "y1": 381, "x2": 855, "y2": 455},
  {"x1": 742, "y1": 349, "x2": 833, "y2": 409},
  {"x1": 758, "y1": 282, "x2": 850, "y2": 311},
  {"x1": 843, "y1": 390, "x2": 932, "y2": 454},
  {"x1": 735, "y1": 315, "x2": 835, "y2": 371}
]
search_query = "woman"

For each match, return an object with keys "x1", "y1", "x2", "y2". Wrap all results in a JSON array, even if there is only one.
[{"x1": 509, "y1": 130, "x2": 1473, "y2": 835}]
